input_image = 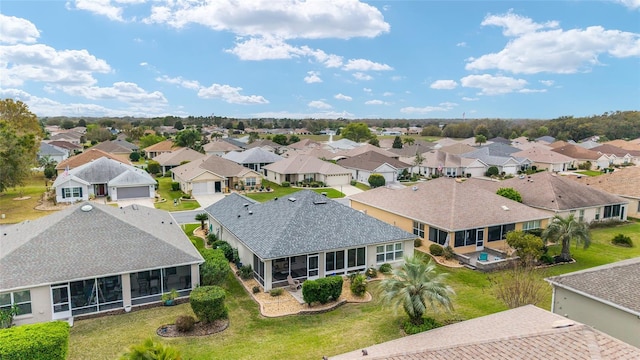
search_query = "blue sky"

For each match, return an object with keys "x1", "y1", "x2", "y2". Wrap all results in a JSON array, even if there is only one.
[{"x1": 1, "y1": 1, "x2": 638, "y2": 120}]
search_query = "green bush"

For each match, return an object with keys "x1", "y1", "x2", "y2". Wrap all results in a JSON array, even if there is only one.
[
  {"x1": 281, "y1": 181, "x2": 290, "y2": 187},
  {"x1": 206, "y1": 232, "x2": 218, "y2": 245},
  {"x1": 403, "y1": 317, "x2": 441, "y2": 335},
  {"x1": 217, "y1": 242, "x2": 234, "y2": 262},
  {"x1": 443, "y1": 246, "x2": 456, "y2": 260},
  {"x1": 350, "y1": 180, "x2": 357, "y2": 186},
  {"x1": 269, "y1": 288, "x2": 284, "y2": 297},
  {"x1": 238, "y1": 265, "x2": 253, "y2": 280},
  {"x1": 486, "y1": 166, "x2": 499, "y2": 177},
  {"x1": 190, "y1": 286, "x2": 227, "y2": 323},
  {"x1": 0, "y1": 321, "x2": 69, "y2": 360},
  {"x1": 612, "y1": 233, "x2": 633, "y2": 247},
  {"x1": 365, "y1": 267, "x2": 377, "y2": 278},
  {"x1": 175, "y1": 315, "x2": 195, "y2": 332},
  {"x1": 129, "y1": 151, "x2": 141, "y2": 162},
  {"x1": 146, "y1": 160, "x2": 161, "y2": 175},
  {"x1": 379, "y1": 263, "x2": 393, "y2": 274},
  {"x1": 414, "y1": 238, "x2": 423, "y2": 248},
  {"x1": 302, "y1": 276, "x2": 343, "y2": 304},
  {"x1": 200, "y1": 248, "x2": 230, "y2": 286},
  {"x1": 170, "y1": 182, "x2": 180, "y2": 191},
  {"x1": 539, "y1": 253, "x2": 555, "y2": 265},
  {"x1": 252, "y1": 286, "x2": 261, "y2": 294},
  {"x1": 350, "y1": 273, "x2": 367, "y2": 297},
  {"x1": 368, "y1": 173, "x2": 386, "y2": 188},
  {"x1": 120, "y1": 338, "x2": 181, "y2": 360},
  {"x1": 429, "y1": 244, "x2": 444, "y2": 256}
]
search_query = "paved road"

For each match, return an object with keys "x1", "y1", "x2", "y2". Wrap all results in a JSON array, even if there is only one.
[{"x1": 170, "y1": 210, "x2": 203, "y2": 224}]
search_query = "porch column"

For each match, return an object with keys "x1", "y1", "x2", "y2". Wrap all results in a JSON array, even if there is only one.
[
  {"x1": 122, "y1": 274, "x2": 132, "y2": 310},
  {"x1": 264, "y1": 261, "x2": 273, "y2": 292}
]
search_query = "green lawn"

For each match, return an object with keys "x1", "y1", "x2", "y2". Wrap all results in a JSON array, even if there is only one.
[
  {"x1": 353, "y1": 182, "x2": 371, "y2": 191},
  {"x1": 63, "y1": 222, "x2": 640, "y2": 359},
  {"x1": 245, "y1": 181, "x2": 344, "y2": 203},
  {"x1": 0, "y1": 171, "x2": 49, "y2": 224},
  {"x1": 154, "y1": 176, "x2": 201, "y2": 211},
  {"x1": 575, "y1": 170, "x2": 602, "y2": 177}
]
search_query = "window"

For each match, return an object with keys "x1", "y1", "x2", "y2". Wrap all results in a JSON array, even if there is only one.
[
  {"x1": 413, "y1": 221, "x2": 425, "y2": 238},
  {"x1": 579, "y1": 209, "x2": 585, "y2": 223},
  {"x1": 637, "y1": 202, "x2": 640, "y2": 213},
  {"x1": 454, "y1": 229, "x2": 482, "y2": 247},
  {"x1": 429, "y1": 227, "x2": 448, "y2": 246},
  {"x1": 595, "y1": 207, "x2": 600, "y2": 220},
  {"x1": 325, "y1": 250, "x2": 345, "y2": 273},
  {"x1": 376, "y1": 243, "x2": 403, "y2": 263},
  {"x1": 347, "y1": 247, "x2": 366, "y2": 269},
  {"x1": 522, "y1": 220, "x2": 540, "y2": 231},
  {"x1": 604, "y1": 204, "x2": 621, "y2": 219},
  {"x1": 62, "y1": 187, "x2": 83, "y2": 199},
  {"x1": 253, "y1": 255, "x2": 265, "y2": 285},
  {"x1": 487, "y1": 224, "x2": 516, "y2": 242},
  {"x1": 245, "y1": 177, "x2": 256, "y2": 186},
  {"x1": 0, "y1": 291, "x2": 32, "y2": 315}
]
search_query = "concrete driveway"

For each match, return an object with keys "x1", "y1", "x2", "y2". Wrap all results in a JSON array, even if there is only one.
[
  {"x1": 192, "y1": 193, "x2": 226, "y2": 209},
  {"x1": 331, "y1": 184, "x2": 364, "y2": 197},
  {"x1": 116, "y1": 198, "x2": 156, "y2": 209}
]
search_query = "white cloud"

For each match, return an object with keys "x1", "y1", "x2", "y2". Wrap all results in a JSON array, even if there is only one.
[
  {"x1": 226, "y1": 37, "x2": 345, "y2": 68},
  {"x1": 1, "y1": 44, "x2": 111, "y2": 87},
  {"x1": 142, "y1": 0, "x2": 389, "y2": 40},
  {"x1": 539, "y1": 80, "x2": 554, "y2": 86},
  {"x1": 304, "y1": 71, "x2": 322, "y2": 83},
  {"x1": 462, "y1": 97, "x2": 479, "y2": 101},
  {"x1": 353, "y1": 72, "x2": 373, "y2": 81},
  {"x1": 456, "y1": 42, "x2": 467, "y2": 47},
  {"x1": 390, "y1": 75, "x2": 403, "y2": 81},
  {"x1": 61, "y1": 82, "x2": 167, "y2": 103},
  {"x1": 466, "y1": 12, "x2": 640, "y2": 74},
  {"x1": 252, "y1": 110, "x2": 355, "y2": 119},
  {"x1": 460, "y1": 74, "x2": 528, "y2": 95},
  {"x1": 612, "y1": 0, "x2": 640, "y2": 10},
  {"x1": 430, "y1": 80, "x2": 458, "y2": 90},
  {"x1": 198, "y1": 84, "x2": 269, "y2": 105},
  {"x1": 342, "y1": 59, "x2": 393, "y2": 71},
  {"x1": 140, "y1": 62, "x2": 148, "y2": 66},
  {"x1": 308, "y1": 100, "x2": 332, "y2": 109},
  {"x1": 382, "y1": 92, "x2": 393, "y2": 96},
  {"x1": 365, "y1": 99, "x2": 389, "y2": 105},
  {"x1": 334, "y1": 93, "x2": 352, "y2": 101},
  {"x1": 519, "y1": 88, "x2": 547, "y2": 93},
  {"x1": 363, "y1": 88, "x2": 372, "y2": 92},
  {"x1": 157, "y1": 75, "x2": 201, "y2": 90},
  {"x1": 70, "y1": 0, "x2": 126, "y2": 22},
  {"x1": 0, "y1": 15, "x2": 40, "y2": 44},
  {"x1": 400, "y1": 102, "x2": 457, "y2": 114}
]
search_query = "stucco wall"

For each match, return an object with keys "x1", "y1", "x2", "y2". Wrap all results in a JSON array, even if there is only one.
[
  {"x1": 552, "y1": 286, "x2": 640, "y2": 348},
  {"x1": 12, "y1": 286, "x2": 52, "y2": 326}
]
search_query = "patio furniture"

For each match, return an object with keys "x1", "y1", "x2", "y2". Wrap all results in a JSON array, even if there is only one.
[
  {"x1": 478, "y1": 252, "x2": 488, "y2": 262},
  {"x1": 287, "y1": 275, "x2": 301, "y2": 291}
]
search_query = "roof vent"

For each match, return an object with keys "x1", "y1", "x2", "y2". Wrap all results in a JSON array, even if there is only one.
[
  {"x1": 288, "y1": 197, "x2": 296, "y2": 202},
  {"x1": 501, "y1": 205, "x2": 510, "y2": 211},
  {"x1": 552, "y1": 319, "x2": 575, "y2": 328},
  {"x1": 313, "y1": 200, "x2": 327, "y2": 205},
  {"x1": 249, "y1": 211, "x2": 253, "y2": 215},
  {"x1": 244, "y1": 203, "x2": 250, "y2": 207},
  {"x1": 237, "y1": 214, "x2": 241, "y2": 218},
  {"x1": 81, "y1": 204, "x2": 93, "y2": 212},
  {"x1": 274, "y1": 197, "x2": 278, "y2": 201}
]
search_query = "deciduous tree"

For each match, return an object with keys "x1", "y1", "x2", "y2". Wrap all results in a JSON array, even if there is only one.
[{"x1": 341, "y1": 122, "x2": 374, "y2": 142}]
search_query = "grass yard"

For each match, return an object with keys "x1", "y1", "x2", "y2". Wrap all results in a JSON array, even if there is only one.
[
  {"x1": 0, "y1": 171, "x2": 49, "y2": 224},
  {"x1": 353, "y1": 182, "x2": 371, "y2": 191},
  {"x1": 183, "y1": 223, "x2": 205, "y2": 251},
  {"x1": 154, "y1": 176, "x2": 201, "y2": 211},
  {"x1": 575, "y1": 170, "x2": 602, "y2": 176},
  {"x1": 245, "y1": 181, "x2": 344, "y2": 203}
]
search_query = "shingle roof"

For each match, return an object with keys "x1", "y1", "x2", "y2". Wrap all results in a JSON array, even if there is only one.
[
  {"x1": 55, "y1": 148, "x2": 130, "y2": 170},
  {"x1": 330, "y1": 305, "x2": 640, "y2": 360},
  {"x1": 604, "y1": 139, "x2": 640, "y2": 152},
  {"x1": 246, "y1": 139, "x2": 280, "y2": 149},
  {"x1": 512, "y1": 147, "x2": 574, "y2": 164},
  {"x1": 143, "y1": 139, "x2": 178, "y2": 152},
  {"x1": 471, "y1": 172, "x2": 628, "y2": 211},
  {"x1": 349, "y1": 178, "x2": 551, "y2": 230},
  {"x1": 91, "y1": 141, "x2": 133, "y2": 154},
  {"x1": 0, "y1": 202, "x2": 203, "y2": 291},
  {"x1": 569, "y1": 167, "x2": 640, "y2": 198},
  {"x1": 204, "y1": 190, "x2": 415, "y2": 259},
  {"x1": 287, "y1": 138, "x2": 321, "y2": 150},
  {"x1": 337, "y1": 151, "x2": 410, "y2": 171},
  {"x1": 220, "y1": 137, "x2": 248, "y2": 149},
  {"x1": 222, "y1": 147, "x2": 283, "y2": 164},
  {"x1": 153, "y1": 147, "x2": 206, "y2": 166},
  {"x1": 47, "y1": 140, "x2": 82, "y2": 151},
  {"x1": 172, "y1": 154, "x2": 259, "y2": 180},
  {"x1": 461, "y1": 146, "x2": 527, "y2": 166},
  {"x1": 343, "y1": 144, "x2": 399, "y2": 158},
  {"x1": 263, "y1": 155, "x2": 351, "y2": 175},
  {"x1": 387, "y1": 142, "x2": 435, "y2": 157},
  {"x1": 546, "y1": 257, "x2": 640, "y2": 315},
  {"x1": 592, "y1": 143, "x2": 640, "y2": 157},
  {"x1": 439, "y1": 142, "x2": 476, "y2": 155},
  {"x1": 53, "y1": 156, "x2": 154, "y2": 187},
  {"x1": 324, "y1": 138, "x2": 360, "y2": 150},
  {"x1": 39, "y1": 142, "x2": 66, "y2": 156},
  {"x1": 550, "y1": 144, "x2": 602, "y2": 160},
  {"x1": 203, "y1": 140, "x2": 242, "y2": 153}
]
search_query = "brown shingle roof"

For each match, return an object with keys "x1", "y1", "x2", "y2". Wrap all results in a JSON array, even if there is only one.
[
  {"x1": 550, "y1": 144, "x2": 602, "y2": 160},
  {"x1": 172, "y1": 154, "x2": 258, "y2": 180},
  {"x1": 264, "y1": 155, "x2": 351, "y2": 175},
  {"x1": 605, "y1": 139, "x2": 640, "y2": 152},
  {"x1": 337, "y1": 151, "x2": 410, "y2": 171},
  {"x1": 569, "y1": 167, "x2": 640, "y2": 198},
  {"x1": 143, "y1": 139, "x2": 177, "y2": 151},
  {"x1": 592, "y1": 143, "x2": 640, "y2": 157},
  {"x1": 349, "y1": 177, "x2": 551, "y2": 230},
  {"x1": 55, "y1": 149, "x2": 130, "y2": 170},
  {"x1": 512, "y1": 147, "x2": 574, "y2": 164},
  {"x1": 91, "y1": 141, "x2": 133, "y2": 154},
  {"x1": 202, "y1": 140, "x2": 242, "y2": 153},
  {"x1": 152, "y1": 147, "x2": 205, "y2": 166}
]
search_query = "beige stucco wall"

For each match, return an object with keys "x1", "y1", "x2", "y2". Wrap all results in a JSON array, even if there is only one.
[
  {"x1": 552, "y1": 286, "x2": 640, "y2": 348},
  {"x1": 623, "y1": 197, "x2": 639, "y2": 219},
  {"x1": 11, "y1": 286, "x2": 52, "y2": 326}
]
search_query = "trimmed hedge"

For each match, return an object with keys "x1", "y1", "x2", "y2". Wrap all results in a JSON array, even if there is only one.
[
  {"x1": 429, "y1": 244, "x2": 444, "y2": 256},
  {"x1": 190, "y1": 286, "x2": 227, "y2": 323},
  {"x1": 0, "y1": 321, "x2": 70, "y2": 360},
  {"x1": 302, "y1": 276, "x2": 343, "y2": 305},
  {"x1": 200, "y1": 248, "x2": 230, "y2": 286}
]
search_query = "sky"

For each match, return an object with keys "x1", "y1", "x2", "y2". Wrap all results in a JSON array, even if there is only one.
[{"x1": 1, "y1": 1, "x2": 639, "y2": 120}]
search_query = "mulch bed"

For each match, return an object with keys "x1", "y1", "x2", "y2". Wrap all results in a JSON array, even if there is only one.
[{"x1": 156, "y1": 319, "x2": 229, "y2": 338}]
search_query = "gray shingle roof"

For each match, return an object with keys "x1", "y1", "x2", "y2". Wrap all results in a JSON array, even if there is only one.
[
  {"x1": 546, "y1": 257, "x2": 640, "y2": 315},
  {"x1": 222, "y1": 147, "x2": 283, "y2": 164},
  {"x1": 337, "y1": 151, "x2": 410, "y2": 171},
  {"x1": 1, "y1": 202, "x2": 203, "y2": 291},
  {"x1": 204, "y1": 190, "x2": 415, "y2": 259},
  {"x1": 52, "y1": 157, "x2": 154, "y2": 187},
  {"x1": 39, "y1": 142, "x2": 66, "y2": 156}
]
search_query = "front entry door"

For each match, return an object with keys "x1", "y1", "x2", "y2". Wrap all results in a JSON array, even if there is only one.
[
  {"x1": 307, "y1": 254, "x2": 319, "y2": 280},
  {"x1": 476, "y1": 229, "x2": 484, "y2": 251},
  {"x1": 51, "y1": 284, "x2": 71, "y2": 319}
]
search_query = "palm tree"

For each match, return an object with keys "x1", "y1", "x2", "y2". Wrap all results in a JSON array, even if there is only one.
[
  {"x1": 542, "y1": 214, "x2": 591, "y2": 262},
  {"x1": 379, "y1": 256, "x2": 454, "y2": 325},
  {"x1": 195, "y1": 213, "x2": 208, "y2": 230},
  {"x1": 411, "y1": 152, "x2": 425, "y2": 178}
]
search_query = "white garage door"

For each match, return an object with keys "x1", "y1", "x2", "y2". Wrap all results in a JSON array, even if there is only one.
[
  {"x1": 118, "y1": 186, "x2": 150, "y2": 199},
  {"x1": 192, "y1": 182, "x2": 210, "y2": 194}
]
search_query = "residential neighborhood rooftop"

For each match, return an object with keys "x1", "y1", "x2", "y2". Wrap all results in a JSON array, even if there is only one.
[{"x1": 55, "y1": 148, "x2": 130, "y2": 170}]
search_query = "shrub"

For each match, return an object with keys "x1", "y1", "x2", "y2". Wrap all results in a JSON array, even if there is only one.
[
  {"x1": 365, "y1": 267, "x2": 377, "y2": 278},
  {"x1": 232, "y1": 248, "x2": 240, "y2": 264},
  {"x1": 429, "y1": 244, "x2": 444, "y2": 256},
  {"x1": 302, "y1": 276, "x2": 343, "y2": 304},
  {"x1": 146, "y1": 160, "x2": 161, "y2": 175},
  {"x1": 496, "y1": 187, "x2": 522, "y2": 203},
  {"x1": 350, "y1": 273, "x2": 367, "y2": 297},
  {"x1": 281, "y1": 181, "x2": 290, "y2": 187},
  {"x1": 206, "y1": 232, "x2": 218, "y2": 245},
  {"x1": 443, "y1": 246, "x2": 456, "y2": 260},
  {"x1": 170, "y1": 181, "x2": 180, "y2": 191},
  {"x1": 0, "y1": 305, "x2": 19, "y2": 328},
  {"x1": 486, "y1": 166, "x2": 499, "y2": 177},
  {"x1": 129, "y1": 151, "x2": 141, "y2": 162},
  {"x1": 506, "y1": 231, "x2": 544, "y2": 265},
  {"x1": 190, "y1": 286, "x2": 227, "y2": 323},
  {"x1": 252, "y1": 286, "x2": 261, "y2": 294},
  {"x1": 414, "y1": 238, "x2": 423, "y2": 248},
  {"x1": 0, "y1": 321, "x2": 70, "y2": 360},
  {"x1": 368, "y1": 173, "x2": 386, "y2": 188},
  {"x1": 269, "y1": 288, "x2": 284, "y2": 297},
  {"x1": 120, "y1": 338, "x2": 181, "y2": 360},
  {"x1": 539, "y1": 253, "x2": 555, "y2": 265},
  {"x1": 379, "y1": 263, "x2": 393, "y2": 274},
  {"x1": 200, "y1": 248, "x2": 230, "y2": 286},
  {"x1": 612, "y1": 233, "x2": 633, "y2": 247},
  {"x1": 175, "y1": 315, "x2": 195, "y2": 332},
  {"x1": 350, "y1": 180, "x2": 357, "y2": 186},
  {"x1": 217, "y1": 242, "x2": 234, "y2": 262},
  {"x1": 238, "y1": 265, "x2": 253, "y2": 280},
  {"x1": 403, "y1": 317, "x2": 441, "y2": 335}
]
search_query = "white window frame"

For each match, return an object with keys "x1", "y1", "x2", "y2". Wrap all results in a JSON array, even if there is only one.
[
  {"x1": 522, "y1": 220, "x2": 541, "y2": 231},
  {"x1": 245, "y1": 177, "x2": 256, "y2": 186},
  {"x1": 376, "y1": 243, "x2": 403, "y2": 263},
  {"x1": 0, "y1": 290, "x2": 32, "y2": 316},
  {"x1": 413, "y1": 221, "x2": 425, "y2": 238}
]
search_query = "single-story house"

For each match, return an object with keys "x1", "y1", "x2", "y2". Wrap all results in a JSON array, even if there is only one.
[
  {"x1": 49, "y1": 131, "x2": 83, "y2": 145},
  {"x1": 47, "y1": 140, "x2": 83, "y2": 155},
  {"x1": 461, "y1": 145, "x2": 530, "y2": 175},
  {"x1": 349, "y1": 178, "x2": 552, "y2": 255},
  {"x1": 53, "y1": 157, "x2": 156, "y2": 202},
  {"x1": 38, "y1": 141, "x2": 68, "y2": 164},
  {"x1": 152, "y1": 147, "x2": 206, "y2": 175},
  {"x1": 512, "y1": 147, "x2": 574, "y2": 172},
  {"x1": 337, "y1": 151, "x2": 411, "y2": 185},
  {"x1": 569, "y1": 166, "x2": 640, "y2": 219},
  {"x1": 330, "y1": 305, "x2": 640, "y2": 359},
  {"x1": 91, "y1": 139, "x2": 138, "y2": 156},
  {"x1": 471, "y1": 172, "x2": 629, "y2": 223},
  {"x1": 591, "y1": 144, "x2": 640, "y2": 166},
  {"x1": 55, "y1": 148, "x2": 131, "y2": 175},
  {"x1": 203, "y1": 140, "x2": 242, "y2": 157},
  {"x1": 404, "y1": 149, "x2": 488, "y2": 178},
  {"x1": 263, "y1": 155, "x2": 352, "y2": 186},
  {"x1": 204, "y1": 190, "x2": 416, "y2": 291},
  {"x1": 0, "y1": 202, "x2": 204, "y2": 326},
  {"x1": 171, "y1": 155, "x2": 263, "y2": 194},
  {"x1": 143, "y1": 139, "x2": 181, "y2": 159},
  {"x1": 550, "y1": 143, "x2": 608, "y2": 170},
  {"x1": 222, "y1": 147, "x2": 284, "y2": 173},
  {"x1": 546, "y1": 257, "x2": 640, "y2": 348}
]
